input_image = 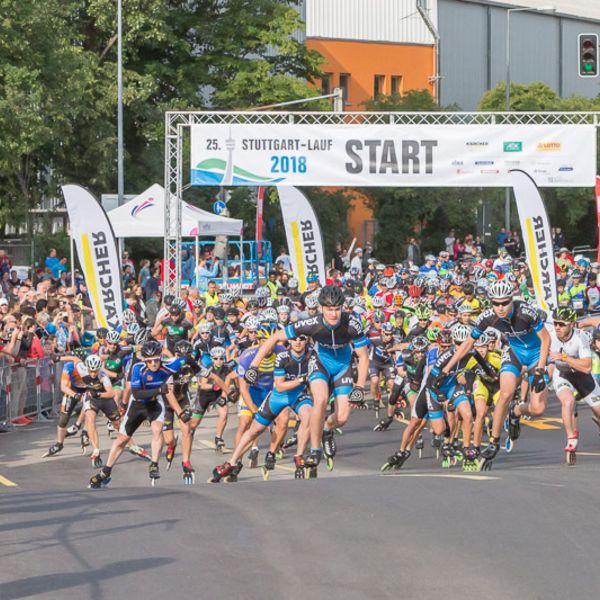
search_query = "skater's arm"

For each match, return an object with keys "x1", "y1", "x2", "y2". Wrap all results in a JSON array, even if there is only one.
[
  {"x1": 274, "y1": 374, "x2": 305, "y2": 393},
  {"x1": 238, "y1": 378, "x2": 257, "y2": 413},
  {"x1": 549, "y1": 352, "x2": 591, "y2": 374},
  {"x1": 440, "y1": 337, "x2": 476, "y2": 375},
  {"x1": 536, "y1": 327, "x2": 551, "y2": 369},
  {"x1": 577, "y1": 316, "x2": 600, "y2": 329}
]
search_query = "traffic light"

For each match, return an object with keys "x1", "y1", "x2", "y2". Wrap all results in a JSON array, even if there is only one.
[{"x1": 579, "y1": 33, "x2": 598, "y2": 77}]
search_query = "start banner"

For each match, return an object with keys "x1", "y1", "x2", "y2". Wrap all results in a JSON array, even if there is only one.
[{"x1": 190, "y1": 124, "x2": 595, "y2": 188}]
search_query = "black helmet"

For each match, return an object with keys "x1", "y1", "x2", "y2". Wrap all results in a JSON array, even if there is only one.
[
  {"x1": 163, "y1": 294, "x2": 175, "y2": 307},
  {"x1": 463, "y1": 283, "x2": 475, "y2": 295},
  {"x1": 174, "y1": 339, "x2": 193, "y2": 355},
  {"x1": 141, "y1": 340, "x2": 162, "y2": 359},
  {"x1": 96, "y1": 327, "x2": 108, "y2": 340},
  {"x1": 318, "y1": 285, "x2": 345, "y2": 307},
  {"x1": 213, "y1": 307, "x2": 225, "y2": 320},
  {"x1": 437, "y1": 329, "x2": 453, "y2": 345},
  {"x1": 553, "y1": 306, "x2": 577, "y2": 323},
  {"x1": 73, "y1": 347, "x2": 88, "y2": 361},
  {"x1": 593, "y1": 328, "x2": 600, "y2": 342}
]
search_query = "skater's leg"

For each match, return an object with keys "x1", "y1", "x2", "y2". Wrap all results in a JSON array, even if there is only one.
[
  {"x1": 180, "y1": 421, "x2": 193, "y2": 464},
  {"x1": 308, "y1": 379, "x2": 330, "y2": 450},
  {"x1": 215, "y1": 405, "x2": 228, "y2": 439},
  {"x1": 557, "y1": 388, "x2": 577, "y2": 439},
  {"x1": 234, "y1": 414, "x2": 253, "y2": 448},
  {"x1": 456, "y1": 401, "x2": 473, "y2": 449},
  {"x1": 328, "y1": 394, "x2": 351, "y2": 429},
  {"x1": 519, "y1": 386, "x2": 548, "y2": 418},
  {"x1": 230, "y1": 421, "x2": 267, "y2": 464},
  {"x1": 84, "y1": 410, "x2": 100, "y2": 453},
  {"x1": 473, "y1": 395, "x2": 488, "y2": 448},
  {"x1": 296, "y1": 404, "x2": 312, "y2": 456},
  {"x1": 150, "y1": 421, "x2": 164, "y2": 463},
  {"x1": 270, "y1": 408, "x2": 289, "y2": 453},
  {"x1": 105, "y1": 433, "x2": 130, "y2": 468},
  {"x1": 490, "y1": 372, "x2": 518, "y2": 440}
]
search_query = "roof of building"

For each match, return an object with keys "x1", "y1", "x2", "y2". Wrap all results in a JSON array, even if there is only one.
[{"x1": 468, "y1": 0, "x2": 600, "y2": 23}]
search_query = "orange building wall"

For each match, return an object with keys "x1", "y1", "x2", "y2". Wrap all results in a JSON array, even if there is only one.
[
  {"x1": 306, "y1": 39, "x2": 434, "y2": 246},
  {"x1": 306, "y1": 38, "x2": 434, "y2": 109}
]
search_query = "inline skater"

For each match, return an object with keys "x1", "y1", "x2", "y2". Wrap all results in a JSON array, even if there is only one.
[
  {"x1": 80, "y1": 354, "x2": 119, "y2": 468},
  {"x1": 235, "y1": 320, "x2": 286, "y2": 469},
  {"x1": 210, "y1": 334, "x2": 313, "y2": 482},
  {"x1": 43, "y1": 348, "x2": 89, "y2": 458},
  {"x1": 439, "y1": 279, "x2": 550, "y2": 469},
  {"x1": 151, "y1": 297, "x2": 193, "y2": 355},
  {"x1": 244, "y1": 285, "x2": 369, "y2": 477},
  {"x1": 549, "y1": 307, "x2": 600, "y2": 464},
  {"x1": 88, "y1": 340, "x2": 191, "y2": 488}
]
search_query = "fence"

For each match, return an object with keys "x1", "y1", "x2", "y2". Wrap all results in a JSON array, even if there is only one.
[{"x1": 0, "y1": 358, "x2": 63, "y2": 429}]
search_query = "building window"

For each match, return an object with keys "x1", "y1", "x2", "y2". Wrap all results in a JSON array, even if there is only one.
[
  {"x1": 374, "y1": 75, "x2": 385, "y2": 98},
  {"x1": 339, "y1": 73, "x2": 350, "y2": 105},
  {"x1": 321, "y1": 73, "x2": 332, "y2": 96},
  {"x1": 391, "y1": 75, "x2": 403, "y2": 96}
]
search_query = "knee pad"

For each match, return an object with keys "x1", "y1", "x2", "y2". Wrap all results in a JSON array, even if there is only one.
[
  {"x1": 58, "y1": 413, "x2": 70, "y2": 428},
  {"x1": 388, "y1": 383, "x2": 402, "y2": 406}
]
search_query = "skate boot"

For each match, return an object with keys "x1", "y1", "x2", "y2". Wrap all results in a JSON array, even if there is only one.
[
  {"x1": 305, "y1": 449, "x2": 322, "y2": 479},
  {"x1": 88, "y1": 466, "x2": 112, "y2": 489},
  {"x1": 441, "y1": 443, "x2": 452, "y2": 468},
  {"x1": 415, "y1": 435, "x2": 425, "y2": 458},
  {"x1": 248, "y1": 447, "x2": 259, "y2": 468},
  {"x1": 226, "y1": 460, "x2": 243, "y2": 482},
  {"x1": 373, "y1": 416, "x2": 394, "y2": 432},
  {"x1": 65, "y1": 423, "x2": 81, "y2": 437},
  {"x1": 275, "y1": 446, "x2": 285, "y2": 460},
  {"x1": 107, "y1": 421, "x2": 116, "y2": 439},
  {"x1": 261, "y1": 451, "x2": 276, "y2": 481},
  {"x1": 462, "y1": 446, "x2": 480, "y2": 472},
  {"x1": 165, "y1": 442, "x2": 177, "y2": 470},
  {"x1": 149, "y1": 461, "x2": 160, "y2": 486},
  {"x1": 450, "y1": 440, "x2": 463, "y2": 466},
  {"x1": 80, "y1": 429, "x2": 90, "y2": 454},
  {"x1": 208, "y1": 461, "x2": 234, "y2": 483},
  {"x1": 214, "y1": 436, "x2": 225, "y2": 453},
  {"x1": 282, "y1": 432, "x2": 298, "y2": 449},
  {"x1": 564, "y1": 434, "x2": 578, "y2": 466},
  {"x1": 294, "y1": 455, "x2": 305, "y2": 479},
  {"x1": 381, "y1": 449, "x2": 411, "y2": 472},
  {"x1": 478, "y1": 439, "x2": 500, "y2": 471},
  {"x1": 432, "y1": 435, "x2": 443, "y2": 459},
  {"x1": 182, "y1": 461, "x2": 195, "y2": 485},
  {"x1": 129, "y1": 444, "x2": 150, "y2": 461},
  {"x1": 42, "y1": 442, "x2": 64, "y2": 458},
  {"x1": 322, "y1": 429, "x2": 336, "y2": 471},
  {"x1": 508, "y1": 401, "x2": 521, "y2": 443},
  {"x1": 90, "y1": 450, "x2": 103, "y2": 468}
]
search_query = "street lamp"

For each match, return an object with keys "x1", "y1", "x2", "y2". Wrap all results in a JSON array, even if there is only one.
[
  {"x1": 504, "y1": 5, "x2": 555, "y2": 230},
  {"x1": 117, "y1": 0, "x2": 124, "y2": 206}
]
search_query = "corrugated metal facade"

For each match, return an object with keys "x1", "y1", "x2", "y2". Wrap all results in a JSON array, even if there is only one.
[
  {"x1": 305, "y1": 0, "x2": 437, "y2": 45},
  {"x1": 439, "y1": 0, "x2": 600, "y2": 110}
]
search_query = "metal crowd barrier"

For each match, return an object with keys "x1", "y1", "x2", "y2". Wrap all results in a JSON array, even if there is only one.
[{"x1": 0, "y1": 358, "x2": 63, "y2": 430}]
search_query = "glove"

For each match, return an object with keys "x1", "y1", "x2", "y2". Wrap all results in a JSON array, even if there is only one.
[
  {"x1": 244, "y1": 366, "x2": 259, "y2": 385},
  {"x1": 531, "y1": 367, "x2": 548, "y2": 393},
  {"x1": 429, "y1": 371, "x2": 446, "y2": 391},
  {"x1": 160, "y1": 383, "x2": 170, "y2": 394},
  {"x1": 73, "y1": 393, "x2": 82, "y2": 402},
  {"x1": 409, "y1": 380, "x2": 420, "y2": 392},
  {"x1": 349, "y1": 386, "x2": 365, "y2": 404},
  {"x1": 216, "y1": 396, "x2": 227, "y2": 407},
  {"x1": 89, "y1": 389, "x2": 101, "y2": 399},
  {"x1": 227, "y1": 390, "x2": 239, "y2": 404},
  {"x1": 178, "y1": 408, "x2": 192, "y2": 423}
]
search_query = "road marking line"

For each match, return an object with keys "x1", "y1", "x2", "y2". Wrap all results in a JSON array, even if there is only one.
[
  {"x1": 383, "y1": 473, "x2": 499, "y2": 481},
  {"x1": 0, "y1": 474, "x2": 18, "y2": 487},
  {"x1": 275, "y1": 464, "x2": 296, "y2": 473},
  {"x1": 575, "y1": 452, "x2": 600, "y2": 456},
  {"x1": 197, "y1": 439, "x2": 231, "y2": 454},
  {"x1": 522, "y1": 417, "x2": 562, "y2": 430}
]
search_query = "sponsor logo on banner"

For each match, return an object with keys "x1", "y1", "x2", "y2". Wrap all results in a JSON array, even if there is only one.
[
  {"x1": 456, "y1": 169, "x2": 473, "y2": 175},
  {"x1": 533, "y1": 169, "x2": 548, "y2": 174},
  {"x1": 537, "y1": 142, "x2": 561, "y2": 152},
  {"x1": 503, "y1": 141, "x2": 523, "y2": 152},
  {"x1": 504, "y1": 160, "x2": 521, "y2": 167},
  {"x1": 131, "y1": 197, "x2": 155, "y2": 217},
  {"x1": 480, "y1": 169, "x2": 500, "y2": 174},
  {"x1": 465, "y1": 141, "x2": 489, "y2": 152},
  {"x1": 475, "y1": 160, "x2": 494, "y2": 166},
  {"x1": 548, "y1": 176, "x2": 572, "y2": 183},
  {"x1": 558, "y1": 165, "x2": 574, "y2": 172},
  {"x1": 451, "y1": 160, "x2": 464, "y2": 166}
]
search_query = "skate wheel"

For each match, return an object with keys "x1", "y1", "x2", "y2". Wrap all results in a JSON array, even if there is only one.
[
  {"x1": 503, "y1": 418, "x2": 509, "y2": 433},
  {"x1": 151, "y1": 478, "x2": 157, "y2": 487},
  {"x1": 326, "y1": 456, "x2": 334, "y2": 471},
  {"x1": 418, "y1": 449, "x2": 422, "y2": 459},
  {"x1": 261, "y1": 467, "x2": 270, "y2": 481},
  {"x1": 436, "y1": 449, "x2": 440, "y2": 460},
  {"x1": 505, "y1": 438, "x2": 514, "y2": 453},
  {"x1": 566, "y1": 452, "x2": 576, "y2": 466},
  {"x1": 166, "y1": 461, "x2": 173, "y2": 471}
]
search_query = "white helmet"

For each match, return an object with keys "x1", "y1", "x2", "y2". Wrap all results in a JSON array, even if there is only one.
[
  {"x1": 260, "y1": 307, "x2": 278, "y2": 322},
  {"x1": 210, "y1": 346, "x2": 226, "y2": 359},
  {"x1": 305, "y1": 294, "x2": 319, "y2": 309},
  {"x1": 451, "y1": 323, "x2": 471, "y2": 343},
  {"x1": 245, "y1": 316, "x2": 261, "y2": 331},
  {"x1": 288, "y1": 278, "x2": 299, "y2": 288},
  {"x1": 277, "y1": 304, "x2": 290, "y2": 314},
  {"x1": 488, "y1": 279, "x2": 514, "y2": 300},
  {"x1": 106, "y1": 330, "x2": 121, "y2": 344},
  {"x1": 85, "y1": 354, "x2": 102, "y2": 372},
  {"x1": 474, "y1": 332, "x2": 490, "y2": 347},
  {"x1": 372, "y1": 295, "x2": 385, "y2": 308},
  {"x1": 122, "y1": 309, "x2": 136, "y2": 324},
  {"x1": 458, "y1": 303, "x2": 473, "y2": 314},
  {"x1": 199, "y1": 322, "x2": 212, "y2": 334}
]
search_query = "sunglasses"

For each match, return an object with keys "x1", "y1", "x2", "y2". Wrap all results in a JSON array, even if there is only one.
[
  {"x1": 491, "y1": 299, "x2": 512, "y2": 307},
  {"x1": 212, "y1": 357, "x2": 225, "y2": 361},
  {"x1": 553, "y1": 321, "x2": 569, "y2": 327},
  {"x1": 293, "y1": 335, "x2": 308, "y2": 342},
  {"x1": 145, "y1": 357, "x2": 161, "y2": 364}
]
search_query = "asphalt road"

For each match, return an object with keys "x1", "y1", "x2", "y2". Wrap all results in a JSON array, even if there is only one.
[{"x1": 2, "y1": 400, "x2": 600, "y2": 600}]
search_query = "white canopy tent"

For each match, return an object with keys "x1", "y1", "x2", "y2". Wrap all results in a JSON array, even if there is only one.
[{"x1": 108, "y1": 183, "x2": 243, "y2": 283}]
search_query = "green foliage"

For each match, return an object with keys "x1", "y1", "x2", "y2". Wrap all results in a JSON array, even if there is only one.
[
  {"x1": 0, "y1": 0, "x2": 325, "y2": 236},
  {"x1": 363, "y1": 89, "x2": 458, "y2": 112}
]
